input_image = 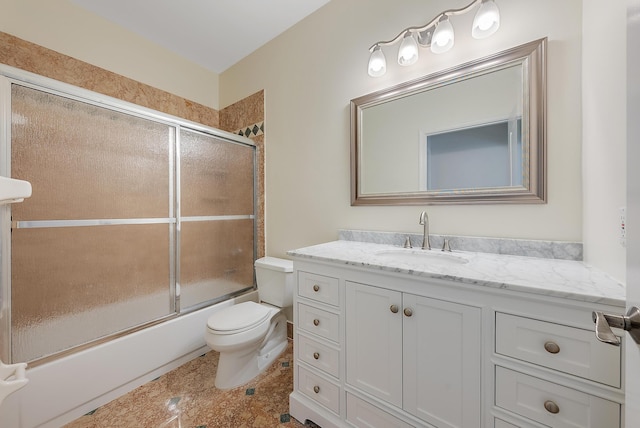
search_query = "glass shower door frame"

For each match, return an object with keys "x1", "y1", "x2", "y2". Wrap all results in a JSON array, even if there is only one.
[{"x1": 0, "y1": 64, "x2": 257, "y2": 365}]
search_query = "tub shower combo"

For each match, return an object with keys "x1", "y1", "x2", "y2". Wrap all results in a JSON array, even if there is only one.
[{"x1": 0, "y1": 68, "x2": 258, "y2": 395}]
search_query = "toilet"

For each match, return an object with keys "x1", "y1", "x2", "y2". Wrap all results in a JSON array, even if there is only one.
[{"x1": 205, "y1": 256, "x2": 293, "y2": 389}]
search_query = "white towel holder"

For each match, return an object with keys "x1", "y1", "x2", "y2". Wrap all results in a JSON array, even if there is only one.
[
  {"x1": 0, "y1": 360, "x2": 28, "y2": 405},
  {"x1": 0, "y1": 176, "x2": 32, "y2": 205}
]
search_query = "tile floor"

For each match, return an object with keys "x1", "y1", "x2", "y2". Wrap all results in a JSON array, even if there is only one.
[{"x1": 64, "y1": 340, "x2": 307, "y2": 428}]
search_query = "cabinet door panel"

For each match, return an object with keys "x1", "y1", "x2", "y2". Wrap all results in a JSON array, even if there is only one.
[
  {"x1": 403, "y1": 294, "x2": 482, "y2": 428},
  {"x1": 346, "y1": 393, "x2": 413, "y2": 428},
  {"x1": 346, "y1": 281, "x2": 403, "y2": 407}
]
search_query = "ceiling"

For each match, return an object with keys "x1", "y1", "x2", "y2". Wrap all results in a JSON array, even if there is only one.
[{"x1": 70, "y1": 0, "x2": 330, "y2": 74}]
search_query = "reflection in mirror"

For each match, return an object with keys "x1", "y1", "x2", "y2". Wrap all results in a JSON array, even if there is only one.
[{"x1": 351, "y1": 38, "x2": 546, "y2": 205}]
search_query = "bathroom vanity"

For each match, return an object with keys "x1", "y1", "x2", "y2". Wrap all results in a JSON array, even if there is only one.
[{"x1": 288, "y1": 239, "x2": 626, "y2": 428}]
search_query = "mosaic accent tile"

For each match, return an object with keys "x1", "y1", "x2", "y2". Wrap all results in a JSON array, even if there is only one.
[
  {"x1": 245, "y1": 388, "x2": 255, "y2": 395},
  {"x1": 280, "y1": 413, "x2": 291, "y2": 422},
  {"x1": 234, "y1": 121, "x2": 264, "y2": 138},
  {"x1": 282, "y1": 361, "x2": 290, "y2": 367}
]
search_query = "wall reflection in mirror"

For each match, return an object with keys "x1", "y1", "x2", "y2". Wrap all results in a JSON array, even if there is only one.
[{"x1": 351, "y1": 38, "x2": 546, "y2": 205}]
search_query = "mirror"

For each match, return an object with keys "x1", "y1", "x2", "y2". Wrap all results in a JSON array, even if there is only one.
[{"x1": 351, "y1": 38, "x2": 546, "y2": 205}]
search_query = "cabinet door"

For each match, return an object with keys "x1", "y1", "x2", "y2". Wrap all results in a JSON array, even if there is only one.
[
  {"x1": 403, "y1": 294, "x2": 482, "y2": 428},
  {"x1": 346, "y1": 281, "x2": 403, "y2": 407}
]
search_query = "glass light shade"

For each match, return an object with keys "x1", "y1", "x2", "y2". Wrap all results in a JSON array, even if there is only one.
[
  {"x1": 368, "y1": 46, "x2": 387, "y2": 77},
  {"x1": 472, "y1": 0, "x2": 500, "y2": 39},
  {"x1": 397, "y1": 32, "x2": 419, "y2": 66},
  {"x1": 431, "y1": 17, "x2": 455, "y2": 54}
]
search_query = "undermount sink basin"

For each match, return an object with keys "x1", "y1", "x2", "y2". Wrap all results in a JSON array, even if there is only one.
[{"x1": 375, "y1": 248, "x2": 469, "y2": 265}]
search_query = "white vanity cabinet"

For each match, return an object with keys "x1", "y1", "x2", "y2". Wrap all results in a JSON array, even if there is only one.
[
  {"x1": 288, "y1": 247, "x2": 625, "y2": 428},
  {"x1": 345, "y1": 282, "x2": 482, "y2": 427}
]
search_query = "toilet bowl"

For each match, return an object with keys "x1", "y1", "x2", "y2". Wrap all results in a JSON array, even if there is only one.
[{"x1": 205, "y1": 257, "x2": 293, "y2": 389}]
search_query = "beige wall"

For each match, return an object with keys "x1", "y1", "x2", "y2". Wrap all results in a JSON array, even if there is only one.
[
  {"x1": 0, "y1": 0, "x2": 220, "y2": 109},
  {"x1": 220, "y1": 0, "x2": 588, "y2": 261},
  {"x1": 582, "y1": 0, "x2": 627, "y2": 282},
  {"x1": 1, "y1": 0, "x2": 627, "y2": 281}
]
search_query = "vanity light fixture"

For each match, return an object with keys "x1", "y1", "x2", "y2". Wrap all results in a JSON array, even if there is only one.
[{"x1": 367, "y1": 0, "x2": 500, "y2": 77}]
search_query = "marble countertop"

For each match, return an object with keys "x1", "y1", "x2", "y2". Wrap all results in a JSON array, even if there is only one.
[{"x1": 287, "y1": 240, "x2": 625, "y2": 307}]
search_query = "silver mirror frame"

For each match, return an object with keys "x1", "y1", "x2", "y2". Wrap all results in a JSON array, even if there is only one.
[{"x1": 350, "y1": 38, "x2": 547, "y2": 205}]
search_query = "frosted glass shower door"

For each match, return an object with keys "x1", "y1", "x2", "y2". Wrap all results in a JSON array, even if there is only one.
[
  {"x1": 178, "y1": 129, "x2": 255, "y2": 310},
  {"x1": 10, "y1": 84, "x2": 175, "y2": 363}
]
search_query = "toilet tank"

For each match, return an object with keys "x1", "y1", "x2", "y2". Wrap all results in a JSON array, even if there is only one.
[{"x1": 254, "y1": 257, "x2": 294, "y2": 307}]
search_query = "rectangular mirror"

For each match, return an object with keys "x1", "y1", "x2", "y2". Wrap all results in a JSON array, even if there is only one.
[{"x1": 351, "y1": 38, "x2": 546, "y2": 205}]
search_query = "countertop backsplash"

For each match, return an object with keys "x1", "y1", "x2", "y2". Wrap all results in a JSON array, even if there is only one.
[{"x1": 338, "y1": 229, "x2": 583, "y2": 261}]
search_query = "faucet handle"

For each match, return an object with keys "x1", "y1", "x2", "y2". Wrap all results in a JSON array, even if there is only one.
[
  {"x1": 442, "y1": 238, "x2": 452, "y2": 252},
  {"x1": 403, "y1": 236, "x2": 412, "y2": 248}
]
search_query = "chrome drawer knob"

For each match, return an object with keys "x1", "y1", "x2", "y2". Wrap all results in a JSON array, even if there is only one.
[
  {"x1": 390, "y1": 304, "x2": 399, "y2": 313},
  {"x1": 313, "y1": 352, "x2": 320, "y2": 360},
  {"x1": 313, "y1": 319, "x2": 320, "y2": 326},
  {"x1": 313, "y1": 284, "x2": 320, "y2": 292},
  {"x1": 404, "y1": 308, "x2": 413, "y2": 317},
  {"x1": 544, "y1": 400, "x2": 560, "y2": 414},
  {"x1": 313, "y1": 385, "x2": 320, "y2": 394},
  {"x1": 544, "y1": 341, "x2": 560, "y2": 354}
]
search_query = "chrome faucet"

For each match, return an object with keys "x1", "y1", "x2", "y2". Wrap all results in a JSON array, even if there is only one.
[{"x1": 419, "y1": 211, "x2": 431, "y2": 250}]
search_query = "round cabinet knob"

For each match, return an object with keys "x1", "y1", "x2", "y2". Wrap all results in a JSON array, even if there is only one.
[
  {"x1": 313, "y1": 386, "x2": 320, "y2": 394},
  {"x1": 313, "y1": 284, "x2": 320, "y2": 292},
  {"x1": 313, "y1": 319, "x2": 320, "y2": 326},
  {"x1": 404, "y1": 308, "x2": 413, "y2": 317},
  {"x1": 544, "y1": 400, "x2": 560, "y2": 414},
  {"x1": 390, "y1": 304, "x2": 399, "y2": 313},
  {"x1": 313, "y1": 352, "x2": 320, "y2": 360},
  {"x1": 544, "y1": 341, "x2": 560, "y2": 354}
]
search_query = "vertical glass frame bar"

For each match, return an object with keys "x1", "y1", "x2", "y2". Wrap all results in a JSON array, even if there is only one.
[{"x1": 0, "y1": 75, "x2": 12, "y2": 363}]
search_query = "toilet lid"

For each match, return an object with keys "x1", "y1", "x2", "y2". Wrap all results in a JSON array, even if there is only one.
[{"x1": 207, "y1": 301, "x2": 272, "y2": 332}]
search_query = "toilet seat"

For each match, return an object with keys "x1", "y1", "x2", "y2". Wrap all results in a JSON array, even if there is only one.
[{"x1": 207, "y1": 301, "x2": 272, "y2": 335}]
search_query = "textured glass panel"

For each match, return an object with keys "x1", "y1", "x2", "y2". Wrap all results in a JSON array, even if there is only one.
[
  {"x1": 180, "y1": 219, "x2": 254, "y2": 310},
  {"x1": 180, "y1": 129, "x2": 254, "y2": 216},
  {"x1": 11, "y1": 224, "x2": 172, "y2": 362},
  {"x1": 11, "y1": 84, "x2": 172, "y2": 221}
]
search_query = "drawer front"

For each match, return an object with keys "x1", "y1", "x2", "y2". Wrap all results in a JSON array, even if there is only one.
[
  {"x1": 495, "y1": 367, "x2": 621, "y2": 428},
  {"x1": 297, "y1": 333, "x2": 340, "y2": 378},
  {"x1": 495, "y1": 312, "x2": 621, "y2": 387},
  {"x1": 495, "y1": 419, "x2": 520, "y2": 428},
  {"x1": 298, "y1": 271, "x2": 340, "y2": 306},
  {"x1": 346, "y1": 393, "x2": 412, "y2": 428},
  {"x1": 298, "y1": 365, "x2": 340, "y2": 414},
  {"x1": 298, "y1": 303, "x2": 340, "y2": 343}
]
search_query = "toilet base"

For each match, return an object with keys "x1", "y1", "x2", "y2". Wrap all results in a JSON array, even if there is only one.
[{"x1": 214, "y1": 313, "x2": 288, "y2": 389}]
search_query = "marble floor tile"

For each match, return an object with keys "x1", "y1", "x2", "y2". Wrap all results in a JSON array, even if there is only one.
[{"x1": 64, "y1": 340, "x2": 305, "y2": 428}]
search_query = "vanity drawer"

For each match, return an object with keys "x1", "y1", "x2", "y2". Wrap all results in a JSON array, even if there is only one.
[
  {"x1": 297, "y1": 332, "x2": 340, "y2": 378},
  {"x1": 298, "y1": 271, "x2": 340, "y2": 306},
  {"x1": 298, "y1": 303, "x2": 340, "y2": 343},
  {"x1": 298, "y1": 365, "x2": 340, "y2": 414},
  {"x1": 494, "y1": 419, "x2": 519, "y2": 428},
  {"x1": 495, "y1": 366, "x2": 620, "y2": 428},
  {"x1": 495, "y1": 312, "x2": 621, "y2": 387},
  {"x1": 346, "y1": 393, "x2": 412, "y2": 428}
]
